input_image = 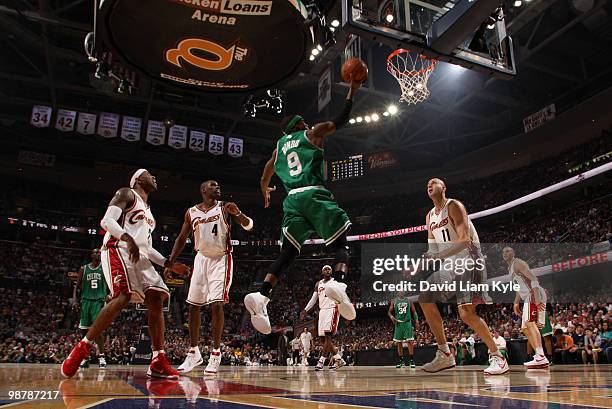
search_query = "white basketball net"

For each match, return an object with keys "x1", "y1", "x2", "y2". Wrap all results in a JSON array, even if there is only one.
[{"x1": 387, "y1": 49, "x2": 437, "y2": 105}]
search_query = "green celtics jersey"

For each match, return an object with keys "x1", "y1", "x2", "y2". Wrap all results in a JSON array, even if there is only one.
[
  {"x1": 274, "y1": 130, "x2": 326, "y2": 191},
  {"x1": 394, "y1": 297, "x2": 412, "y2": 323},
  {"x1": 81, "y1": 264, "x2": 107, "y2": 300}
]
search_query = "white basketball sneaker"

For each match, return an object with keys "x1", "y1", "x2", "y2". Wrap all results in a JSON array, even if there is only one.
[
  {"x1": 177, "y1": 349, "x2": 203, "y2": 373},
  {"x1": 244, "y1": 292, "x2": 271, "y2": 334},
  {"x1": 484, "y1": 354, "x2": 509, "y2": 375},
  {"x1": 204, "y1": 351, "x2": 221, "y2": 375},
  {"x1": 329, "y1": 358, "x2": 346, "y2": 371},
  {"x1": 324, "y1": 281, "x2": 356, "y2": 320},
  {"x1": 524, "y1": 354, "x2": 549, "y2": 369},
  {"x1": 422, "y1": 348, "x2": 456, "y2": 373}
]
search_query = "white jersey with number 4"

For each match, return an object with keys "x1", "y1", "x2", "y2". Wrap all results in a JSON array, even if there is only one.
[
  {"x1": 103, "y1": 189, "x2": 155, "y2": 256},
  {"x1": 428, "y1": 198, "x2": 482, "y2": 260},
  {"x1": 189, "y1": 201, "x2": 231, "y2": 258}
]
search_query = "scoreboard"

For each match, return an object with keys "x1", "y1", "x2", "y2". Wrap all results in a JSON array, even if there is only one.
[{"x1": 329, "y1": 154, "x2": 365, "y2": 181}]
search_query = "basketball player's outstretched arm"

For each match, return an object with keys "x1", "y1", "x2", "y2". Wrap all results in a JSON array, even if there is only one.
[
  {"x1": 300, "y1": 282, "x2": 319, "y2": 321},
  {"x1": 101, "y1": 187, "x2": 139, "y2": 262},
  {"x1": 427, "y1": 201, "x2": 471, "y2": 260},
  {"x1": 260, "y1": 149, "x2": 277, "y2": 208},
  {"x1": 164, "y1": 210, "x2": 192, "y2": 279},
  {"x1": 388, "y1": 300, "x2": 397, "y2": 323},
  {"x1": 306, "y1": 77, "x2": 361, "y2": 148}
]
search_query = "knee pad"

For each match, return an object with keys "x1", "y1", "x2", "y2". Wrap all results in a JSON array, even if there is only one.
[
  {"x1": 268, "y1": 243, "x2": 298, "y2": 280},
  {"x1": 330, "y1": 234, "x2": 349, "y2": 266}
]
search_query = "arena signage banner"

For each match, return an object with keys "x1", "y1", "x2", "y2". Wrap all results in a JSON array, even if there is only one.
[
  {"x1": 228, "y1": 137, "x2": 244, "y2": 157},
  {"x1": 146, "y1": 121, "x2": 166, "y2": 146},
  {"x1": 98, "y1": 0, "x2": 311, "y2": 92},
  {"x1": 523, "y1": 103, "x2": 556, "y2": 133},
  {"x1": 367, "y1": 151, "x2": 399, "y2": 171},
  {"x1": 189, "y1": 130, "x2": 207, "y2": 151},
  {"x1": 30, "y1": 105, "x2": 52, "y2": 128},
  {"x1": 120, "y1": 116, "x2": 142, "y2": 142},
  {"x1": 318, "y1": 66, "x2": 332, "y2": 112},
  {"x1": 168, "y1": 124, "x2": 188, "y2": 149},
  {"x1": 76, "y1": 112, "x2": 97, "y2": 135},
  {"x1": 97, "y1": 112, "x2": 120, "y2": 138},
  {"x1": 208, "y1": 134, "x2": 225, "y2": 155},
  {"x1": 54, "y1": 109, "x2": 77, "y2": 132}
]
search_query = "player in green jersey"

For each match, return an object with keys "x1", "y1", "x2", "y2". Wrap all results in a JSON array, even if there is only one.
[
  {"x1": 389, "y1": 294, "x2": 419, "y2": 368},
  {"x1": 244, "y1": 76, "x2": 362, "y2": 334},
  {"x1": 72, "y1": 248, "x2": 109, "y2": 368}
]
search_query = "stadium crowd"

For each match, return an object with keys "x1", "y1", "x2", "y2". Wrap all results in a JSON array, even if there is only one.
[{"x1": 0, "y1": 133, "x2": 610, "y2": 367}]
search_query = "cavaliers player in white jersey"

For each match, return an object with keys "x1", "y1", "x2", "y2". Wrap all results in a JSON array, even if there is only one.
[
  {"x1": 300, "y1": 265, "x2": 346, "y2": 371},
  {"x1": 165, "y1": 180, "x2": 253, "y2": 375},
  {"x1": 503, "y1": 247, "x2": 550, "y2": 369},
  {"x1": 418, "y1": 178, "x2": 508, "y2": 375},
  {"x1": 61, "y1": 169, "x2": 189, "y2": 379}
]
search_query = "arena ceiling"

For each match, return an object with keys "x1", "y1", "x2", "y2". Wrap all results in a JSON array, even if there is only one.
[{"x1": 0, "y1": 0, "x2": 611, "y2": 187}]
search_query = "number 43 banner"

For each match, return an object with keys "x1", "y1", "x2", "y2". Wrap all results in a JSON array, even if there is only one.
[{"x1": 228, "y1": 137, "x2": 243, "y2": 158}]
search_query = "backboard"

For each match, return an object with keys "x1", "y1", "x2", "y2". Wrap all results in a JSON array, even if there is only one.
[{"x1": 342, "y1": 0, "x2": 516, "y2": 77}]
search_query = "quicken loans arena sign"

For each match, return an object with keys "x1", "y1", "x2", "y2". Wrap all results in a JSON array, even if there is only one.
[{"x1": 98, "y1": 0, "x2": 311, "y2": 92}]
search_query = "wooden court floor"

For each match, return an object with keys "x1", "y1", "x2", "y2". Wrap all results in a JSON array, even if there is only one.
[{"x1": 0, "y1": 364, "x2": 610, "y2": 408}]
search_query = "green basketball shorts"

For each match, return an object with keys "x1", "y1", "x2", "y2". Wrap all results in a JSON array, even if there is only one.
[
  {"x1": 79, "y1": 299, "x2": 105, "y2": 329},
  {"x1": 280, "y1": 186, "x2": 351, "y2": 251}
]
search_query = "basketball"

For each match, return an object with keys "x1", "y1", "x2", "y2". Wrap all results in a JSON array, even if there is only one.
[{"x1": 341, "y1": 58, "x2": 368, "y2": 84}]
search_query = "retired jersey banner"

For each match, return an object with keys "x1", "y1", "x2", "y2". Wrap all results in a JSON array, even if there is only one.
[
  {"x1": 76, "y1": 112, "x2": 97, "y2": 135},
  {"x1": 189, "y1": 130, "x2": 206, "y2": 152},
  {"x1": 97, "y1": 112, "x2": 120, "y2": 138},
  {"x1": 120, "y1": 116, "x2": 142, "y2": 142},
  {"x1": 30, "y1": 105, "x2": 52, "y2": 128},
  {"x1": 208, "y1": 134, "x2": 224, "y2": 156},
  {"x1": 317, "y1": 66, "x2": 332, "y2": 112},
  {"x1": 228, "y1": 137, "x2": 244, "y2": 158},
  {"x1": 146, "y1": 120, "x2": 166, "y2": 146},
  {"x1": 168, "y1": 125, "x2": 188, "y2": 149},
  {"x1": 55, "y1": 109, "x2": 77, "y2": 132}
]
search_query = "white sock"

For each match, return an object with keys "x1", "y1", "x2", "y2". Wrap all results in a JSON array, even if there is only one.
[
  {"x1": 318, "y1": 356, "x2": 326, "y2": 362},
  {"x1": 535, "y1": 347, "x2": 544, "y2": 356},
  {"x1": 438, "y1": 344, "x2": 450, "y2": 354},
  {"x1": 189, "y1": 346, "x2": 200, "y2": 354},
  {"x1": 82, "y1": 336, "x2": 93, "y2": 344},
  {"x1": 333, "y1": 354, "x2": 341, "y2": 360},
  {"x1": 490, "y1": 350, "x2": 502, "y2": 357},
  {"x1": 212, "y1": 348, "x2": 221, "y2": 354},
  {"x1": 152, "y1": 350, "x2": 164, "y2": 359}
]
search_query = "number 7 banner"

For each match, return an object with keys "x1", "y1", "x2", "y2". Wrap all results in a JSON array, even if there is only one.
[{"x1": 76, "y1": 112, "x2": 97, "y2": 135}]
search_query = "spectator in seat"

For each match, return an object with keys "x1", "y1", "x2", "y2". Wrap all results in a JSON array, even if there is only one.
[{"x1": 582, "y1": 327, "x2": 601, "y2": 364}]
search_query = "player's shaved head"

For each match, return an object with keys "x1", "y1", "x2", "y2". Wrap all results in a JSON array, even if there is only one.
[
  {"x1": 200, "y1": 180, "x2": 216, "y2": 191},
  {"x1": 430, "y1": 178, "x2": 446, "y2": 188},
  {"x1": 427, "y1": 178, "x2": 446, "y2": 199}
]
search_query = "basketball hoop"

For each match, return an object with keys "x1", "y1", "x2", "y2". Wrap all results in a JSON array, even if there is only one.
[{"x1": 387, "y1": 49, "x2": 437, "y2": 105}]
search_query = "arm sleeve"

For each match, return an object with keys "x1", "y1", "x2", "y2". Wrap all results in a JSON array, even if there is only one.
[
  {"x1": 100, "y1": 206, "x2": 126, "y2": 240},
  {"x1": 304, "y1": 291, "x2": 318, "y2": 312},
  {"x1": 148, "y1": 247, "x2": 167, "y2": 267},
  {"x1": 332, "y1": 99, "x2": 353, "y2": 130}
]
